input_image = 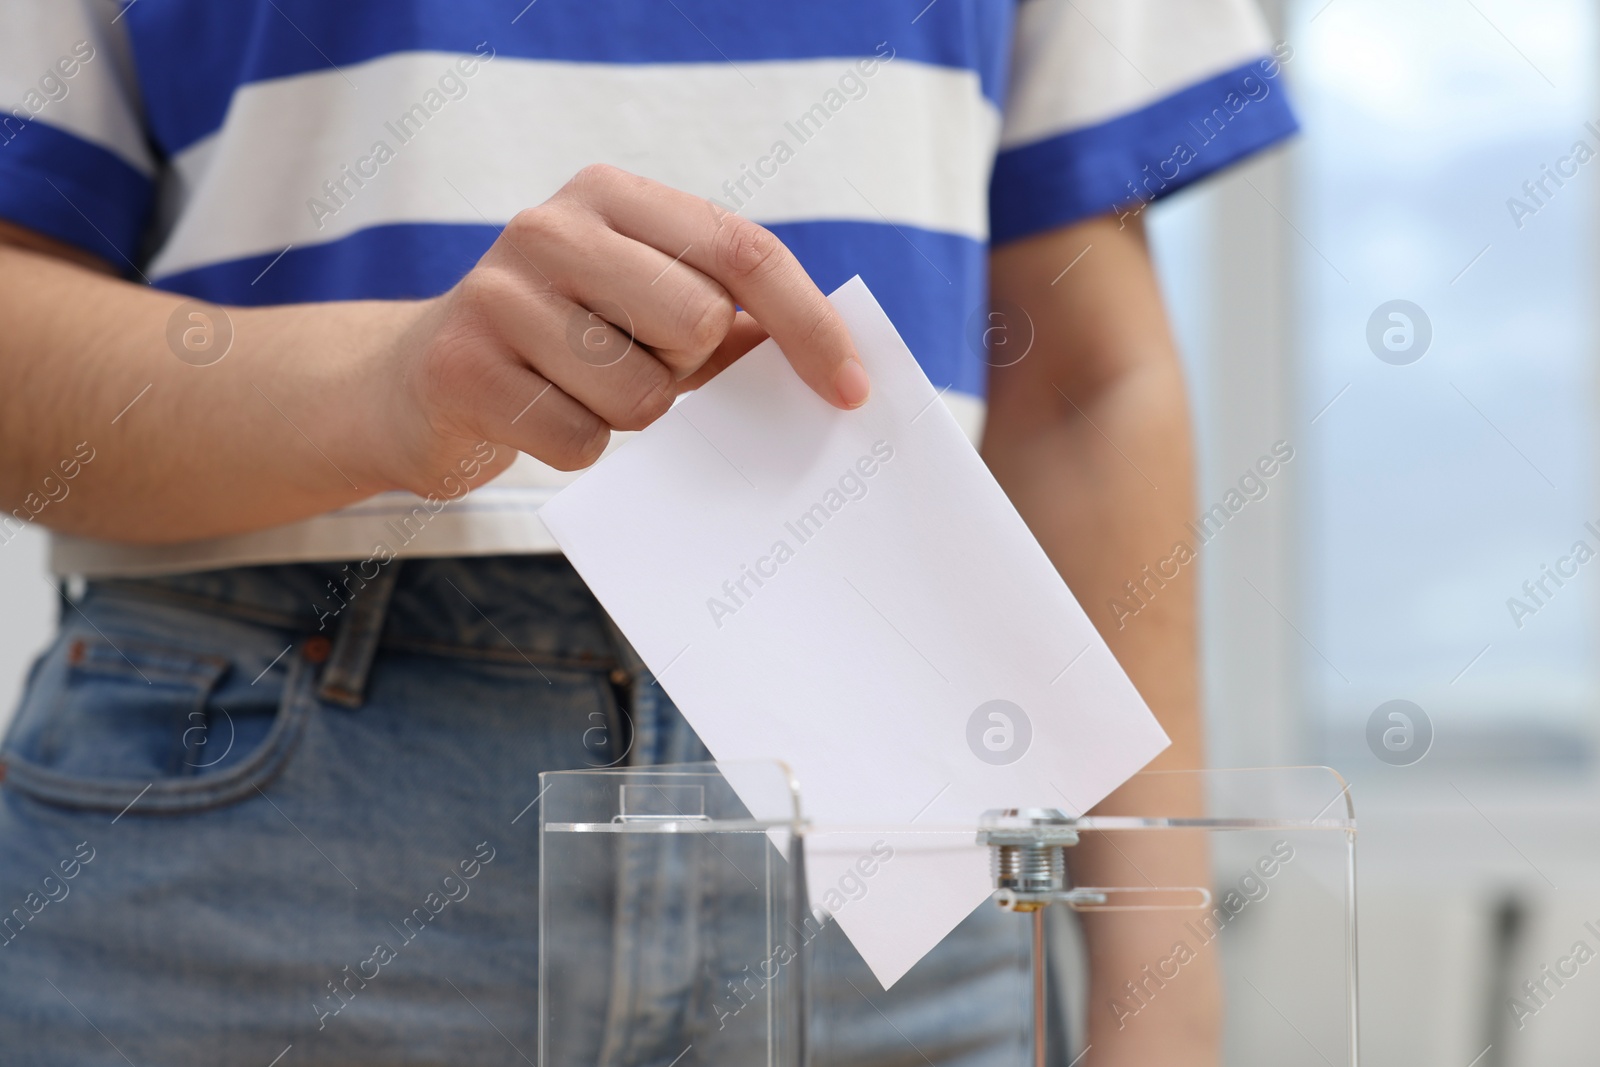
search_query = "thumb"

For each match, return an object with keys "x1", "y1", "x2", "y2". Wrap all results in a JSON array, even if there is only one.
[{"x1": 673, "y1": 311, "x2": 771, "y2": 395}]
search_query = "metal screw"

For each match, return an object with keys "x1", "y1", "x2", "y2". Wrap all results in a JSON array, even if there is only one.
[{"x1": 977, "y1": 808, "x2": 1078, "y2": 910}]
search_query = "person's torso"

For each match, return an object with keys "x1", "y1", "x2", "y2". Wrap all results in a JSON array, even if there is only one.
[{"x1": 54, "y1": 0, "x2": 1012, "y2": 576}]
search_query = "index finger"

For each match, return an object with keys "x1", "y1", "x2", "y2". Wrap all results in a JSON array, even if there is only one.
[{"x1": 569, "y1": 166, "x2": 870, "y2": 409}]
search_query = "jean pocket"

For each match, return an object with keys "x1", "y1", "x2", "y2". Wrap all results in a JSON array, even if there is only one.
[{"x1": 0, "y1": 628, "x2": 314, "y2": 815}]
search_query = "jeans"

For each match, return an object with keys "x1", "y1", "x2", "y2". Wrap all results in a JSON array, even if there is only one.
[{"x1": 0, "y1": 556, "x2": 1054, "y2": 1066}]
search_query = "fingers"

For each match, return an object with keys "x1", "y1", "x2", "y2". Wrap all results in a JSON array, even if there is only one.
[
  {"x1": 541, "y1": 224, "x2": 736, "y2": 378},
  {"x1": 566, "y1": 165, "x2": 870, "y2": 409},
  {"x1": 460, "y1": 267, "x2": 676, "y2": 433},
  {"x1": 674, "y1": 311, "x2": 770, "y2": 394},
  {"x1": 422, "y1": 165, "x2": 868, "y2": 480},
  {"x1": 433, "y1": 336, "x2": 611, "y2": 472}
]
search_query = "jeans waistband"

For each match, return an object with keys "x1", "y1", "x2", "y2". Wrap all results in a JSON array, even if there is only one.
[{"x1": 88, "y1": 555, "x2": 624, "y2": 672}]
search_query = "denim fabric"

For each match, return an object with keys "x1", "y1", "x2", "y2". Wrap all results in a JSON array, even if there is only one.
[{"x1": 0, "y1": 556, "x2": 1049, "y2": 1066}]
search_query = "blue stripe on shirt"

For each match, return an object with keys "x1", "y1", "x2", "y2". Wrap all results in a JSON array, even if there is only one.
[
  {"x1": 990, "y1": 57, "x2": 1300, "y2": 244},
  {"x1": 153, "y1": 218, "x2": 988, "y2": 398},
  {"x1": 0, "y1": 120, "x2": 152, "y2": 269},
  {"x1": 125, "y1": 0, "x2": 1011, "y2": 157},
  {"x1": 152, "y1": 222, "x2": 498, "y2": 304},
  {"x1": 777, "y1": 220, "x2": 987, "y2": 399}
]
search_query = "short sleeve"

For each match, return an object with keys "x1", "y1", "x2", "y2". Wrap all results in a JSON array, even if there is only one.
[
  {"x1": 0, "y1": 2, "x2": 157, "y2": 269},
  {"x1": 990, "y1": 0, "x2": 1299, "y2": 243}
]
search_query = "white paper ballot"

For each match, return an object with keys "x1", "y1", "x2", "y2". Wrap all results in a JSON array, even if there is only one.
[{"x1": 539, "y1": 276, "x2": 1170, "y2": 987}]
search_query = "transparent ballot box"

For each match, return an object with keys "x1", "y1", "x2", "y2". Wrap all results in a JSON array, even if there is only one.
[{"x1": 539, "y1": 763, "x2": 1358, "y2": 1067}]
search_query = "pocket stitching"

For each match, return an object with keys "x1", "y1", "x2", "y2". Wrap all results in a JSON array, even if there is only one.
[
  {"x1": 41, "y1": 633, "x2": 230, "y2": 770},
  {"x1": 66, "y1": 634, "x2": 229, "y2": 688},
  {"x1": 2, "y1": 654, "x2": 314, "y2": 815}
]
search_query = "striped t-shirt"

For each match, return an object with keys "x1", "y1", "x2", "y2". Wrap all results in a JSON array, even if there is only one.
[{"x1": 0, "y1": 0, "x2": 1297, "y2": 576}]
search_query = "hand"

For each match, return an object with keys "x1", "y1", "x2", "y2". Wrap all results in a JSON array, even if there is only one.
[{"x1": 376, "y1": 164, "x2": 871, "y2": 492}]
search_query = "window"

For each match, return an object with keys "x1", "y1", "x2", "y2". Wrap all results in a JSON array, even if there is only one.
[
  {"x1": 1295, "y1": 0, "x2": 1597, "y2": 768},
  {"x1": 1149, "y1": 0, "x2": 1599, "y2": 772}
]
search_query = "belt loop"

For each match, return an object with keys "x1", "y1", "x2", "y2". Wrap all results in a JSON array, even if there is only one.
[{"x1": 317, "y1": 561, "x2": 402, "y2": 708}]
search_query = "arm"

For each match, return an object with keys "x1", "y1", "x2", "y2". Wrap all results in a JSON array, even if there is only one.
[
  {"x1": 984, "y1": 215, "x2": 1221, "y2": 1064},
  {"x1": 0, "y1": 165, "x2": 869, "y2": 544}
]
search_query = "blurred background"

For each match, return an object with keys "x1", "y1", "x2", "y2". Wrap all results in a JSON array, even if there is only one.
[
  {"x1": 1149, "y1": 0, "x2": 1600, "y2": 1063},
  {"x1": 2, "y1": 0, "x2": 1597, "y2": 1063}
]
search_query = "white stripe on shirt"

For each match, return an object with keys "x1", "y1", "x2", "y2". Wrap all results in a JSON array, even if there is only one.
[{"x1": 151, "y1": 53, "x2": 999, "y2": 279}]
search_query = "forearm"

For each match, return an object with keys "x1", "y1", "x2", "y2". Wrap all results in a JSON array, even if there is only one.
[
  {"x1": 984, "y1": 216, "x2": 1219, "y2": 1061},
  {"x1": 0, "y1": 240, "x2": 418, "y2": 544}
]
